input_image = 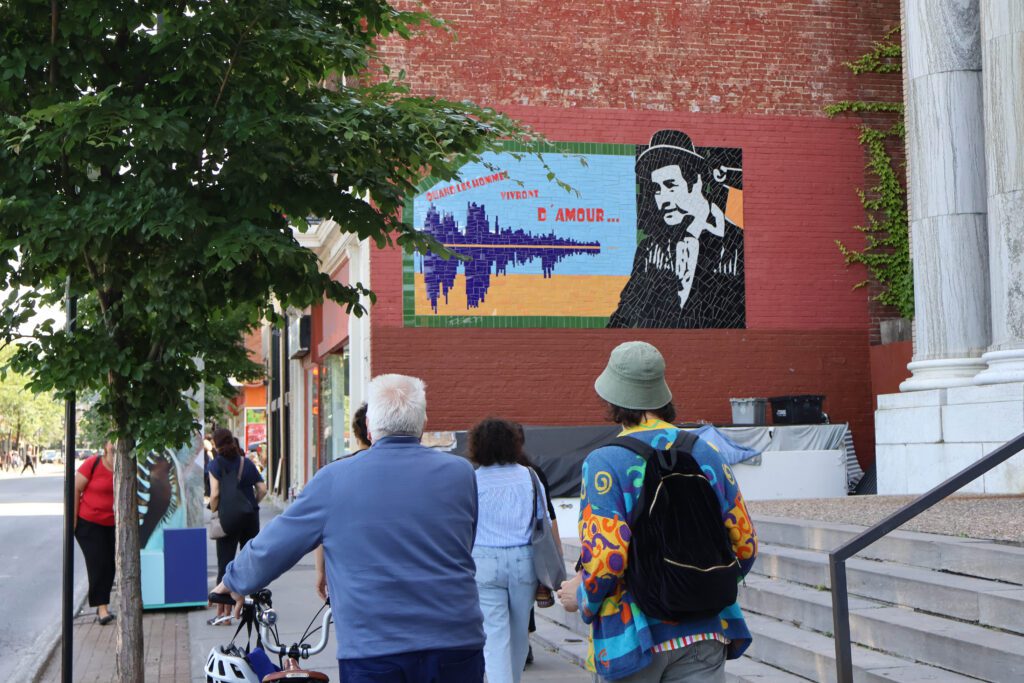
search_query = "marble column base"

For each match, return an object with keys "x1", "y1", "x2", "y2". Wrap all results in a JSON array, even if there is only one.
[
  {"x1": 900, "y1": 358, "x2": 989, "y2": 391},
  {"x1": 974, "y1": 349, "x2": 1024, "y2": 384},
  {"x1": 876, "y1": 382, "x2": 1024, "y2": 494}
]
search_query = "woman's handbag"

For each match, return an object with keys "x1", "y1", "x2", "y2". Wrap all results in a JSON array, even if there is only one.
[
  {"x1": 207, "y1": 509, "x2": 227, "y2": 540},
  {"x1": 527, "y1": 468, "x2": 567, "y2": 591}
]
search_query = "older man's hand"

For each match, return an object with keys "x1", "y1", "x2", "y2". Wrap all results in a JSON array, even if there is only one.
[
  {"x1": 210, "y1": 581, "x2": 245, "y2": 619},
  {"x1": 557, "y1": 572, "x2": 582, "y2": 612}
]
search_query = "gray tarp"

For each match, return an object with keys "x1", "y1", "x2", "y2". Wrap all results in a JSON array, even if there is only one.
[{"x1": 452, "y1": 422, "x2": 863, "y2": 497}]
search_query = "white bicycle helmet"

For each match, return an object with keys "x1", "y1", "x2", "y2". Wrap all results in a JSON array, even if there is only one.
[{"x1": 206, "y1": 646, "x2": 261, "y2": 683}]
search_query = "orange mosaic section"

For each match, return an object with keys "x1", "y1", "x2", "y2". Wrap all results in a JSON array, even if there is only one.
[{"x1": 414, "y1": 273, "x2": 629, "y2": 317}]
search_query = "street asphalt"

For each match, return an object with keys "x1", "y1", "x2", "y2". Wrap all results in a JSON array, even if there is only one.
[{"x1": 0, "y1": 469, "x2": 87, "y2": 681}]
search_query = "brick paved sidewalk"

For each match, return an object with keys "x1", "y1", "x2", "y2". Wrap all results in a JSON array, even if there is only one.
[{"x1": 37, "y1": 604, "x2": 192, "y2": 683}]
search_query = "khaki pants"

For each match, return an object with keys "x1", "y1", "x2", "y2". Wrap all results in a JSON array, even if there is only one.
[{"x1": 601, "y1": 641, "x2": 726, "y2": 683}]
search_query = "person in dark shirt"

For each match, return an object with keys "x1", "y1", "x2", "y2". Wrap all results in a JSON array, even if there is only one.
[{"x1": 207, "y1": 427, "x2": 267, "y2": 626}]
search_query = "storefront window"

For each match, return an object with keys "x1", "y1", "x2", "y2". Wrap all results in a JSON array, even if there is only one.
[{"x1": 319, "y1": 347, "x2": 350, "y2": 462}]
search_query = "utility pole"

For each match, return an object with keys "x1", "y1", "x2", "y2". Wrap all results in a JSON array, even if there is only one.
[{"x1": 61, "y1": 277, "x2": 77, "y2": 683}]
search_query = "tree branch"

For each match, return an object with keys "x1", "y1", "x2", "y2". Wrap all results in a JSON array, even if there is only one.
[{"x1": 197, "y1": 15, "x2": 261, "y2": 174}]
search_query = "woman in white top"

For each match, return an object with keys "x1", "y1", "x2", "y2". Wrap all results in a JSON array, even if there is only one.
[{"x1": 470, "y1": 418, "x2": 549, "y2": 683}]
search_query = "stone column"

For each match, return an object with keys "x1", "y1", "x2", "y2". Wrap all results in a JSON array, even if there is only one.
[
  {"x1": 975, "y1": 0, "x2": 1024, "y2": 384},
  {"x1": 900, "y1": 0, "x2": 991, "y2": 391}
]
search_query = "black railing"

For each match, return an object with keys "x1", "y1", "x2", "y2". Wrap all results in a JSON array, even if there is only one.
[{"x1": 829, "y1": 431, "x2": 1024, "y2": 682}]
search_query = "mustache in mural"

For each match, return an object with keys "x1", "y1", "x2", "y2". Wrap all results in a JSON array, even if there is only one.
[{"x1": 137, "y1": 451, "x2": 182, "y2": 548}]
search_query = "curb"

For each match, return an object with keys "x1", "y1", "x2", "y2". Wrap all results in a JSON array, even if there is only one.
[{"x1": 28, "y1": 576, "x2": 88, "y2": 683}]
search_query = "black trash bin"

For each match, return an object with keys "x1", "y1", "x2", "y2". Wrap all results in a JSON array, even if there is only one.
[{"x1": 770, "y1": 395, "x2": 827, "y2": 424}]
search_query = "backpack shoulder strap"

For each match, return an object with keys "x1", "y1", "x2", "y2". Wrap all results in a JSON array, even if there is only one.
[
  {"x1": 605, "y1": 435, "x2": 659, "y2": 462},
  {"x1": 672, "y1": 429, "x2": 699, "y2": 456},
  {"x1": 90, "y1": 455, "x2": 101, "y2": 478}
]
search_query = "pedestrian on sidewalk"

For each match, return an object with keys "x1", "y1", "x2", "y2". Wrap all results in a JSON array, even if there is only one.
[
  {"x1": 207, "y1": 427, "x2": 266, "y2": 626},
  {"x1": 212, "y1": 374, "x2": 486, "y2": 683},
  {"x1": 469, "y1": 417, "x2": 550, "y2": 683},
  {"x1": 512, "y1": 423, "x2": 561, "y2": 667},
  {"x1": 556, "y1": 341, "x2": 758, "y2": 682},
  {"x1": 313, "y1": 402, "x2": 371, "y2": 601},
  {"x1": 74, "y1": 443, "x2": 116, "y2": 625},
  {"x1": 20, "y1": 450, "x2": 36, "y2": 475}
]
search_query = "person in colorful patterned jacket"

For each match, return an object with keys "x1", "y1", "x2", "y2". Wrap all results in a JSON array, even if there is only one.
[{"x1": 556, "y1": 341, "x2": 758, "y2": 682}]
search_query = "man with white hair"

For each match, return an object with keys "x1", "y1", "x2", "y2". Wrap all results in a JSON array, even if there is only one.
[{"x1": 212, "y1": 374, "x2": 485, "y2": 682}]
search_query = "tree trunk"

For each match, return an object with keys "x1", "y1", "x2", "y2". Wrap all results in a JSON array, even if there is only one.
[{"x1": 113, "y1": 436, "x2": 144, "y2": 681}]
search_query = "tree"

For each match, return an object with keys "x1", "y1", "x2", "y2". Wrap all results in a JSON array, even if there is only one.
[
  {"x1": 0, "y1": 346, "x2": 63, "y2": 455},
  {"x1": 0, "y1": 1, "x2": 536, "y2": 678}
]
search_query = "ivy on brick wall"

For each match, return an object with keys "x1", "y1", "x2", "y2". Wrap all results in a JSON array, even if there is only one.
[{"x1": 825, "y1": 27, "x2": 913, "y2": 320}]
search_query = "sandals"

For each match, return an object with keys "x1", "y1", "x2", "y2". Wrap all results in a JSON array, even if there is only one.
[
  {"x1": 97, "y1": 613, "x2": 117, "y2": 626},
  {"x1": 207, "y1": 614, "x2": 233, "y2": 626}
]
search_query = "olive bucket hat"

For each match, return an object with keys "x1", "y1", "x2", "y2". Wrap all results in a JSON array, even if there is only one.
[{"x1": 594, "y1": 341, "x2": 673, "y2": 410}]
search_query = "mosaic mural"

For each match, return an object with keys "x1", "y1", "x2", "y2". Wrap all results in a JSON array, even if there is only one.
[{"x1": 403, "y1": 132, "x2": 745, "y2": 328}]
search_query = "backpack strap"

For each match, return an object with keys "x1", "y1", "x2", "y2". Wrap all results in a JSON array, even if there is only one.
[
  {"x1": 606, "y1": 429, "x2": 700, "y2": 465},
  {"x1": 606, "y1": 435, "x2": 660, "y2": 462},
  {"x1": 605, "y1": 430, "x2": 702, "y2": 516},
  {"x1": 90, "y1": 455, "x2": 102, "y2": 478}
]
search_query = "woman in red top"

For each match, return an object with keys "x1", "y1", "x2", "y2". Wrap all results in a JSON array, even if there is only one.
[{"x1": 74, "y1": 443, "x2": 116, "y2": 625}]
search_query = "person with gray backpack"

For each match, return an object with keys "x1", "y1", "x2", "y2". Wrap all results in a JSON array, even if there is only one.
[{"x1": 557, "y1": 341, "x2": 758, "y2": 682}]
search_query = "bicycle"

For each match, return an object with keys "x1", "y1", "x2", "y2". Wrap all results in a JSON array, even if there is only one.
[{"x1": 207, "y1": 589, "x2": 333, "y2": 683}]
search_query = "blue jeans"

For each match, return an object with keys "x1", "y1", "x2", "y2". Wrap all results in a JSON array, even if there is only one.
[
  {"x1": 473, "y1": 545, "x2": 537, "y2": 683},
  {"x1": 338, "y1": 648, "x2": 483, "y2": 683}
]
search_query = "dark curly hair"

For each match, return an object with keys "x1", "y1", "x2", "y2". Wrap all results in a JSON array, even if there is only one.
[
  {"x1": 606, "y1": 402, "x2": 677, "y2": 428},
  {"x1": 352, "y1": 403, "x2": 371, "y2": 447},
  {"x1": 468, "y1": 417, "x2": 524, "y2": 467}
]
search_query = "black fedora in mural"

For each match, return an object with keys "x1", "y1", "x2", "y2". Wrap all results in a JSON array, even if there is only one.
[
  {"x1": 607, "y1": 128, "x2": 746, "y2": 329},
  {"x1": 635, "y1": 129, "x2": 705, "y2": 176}
]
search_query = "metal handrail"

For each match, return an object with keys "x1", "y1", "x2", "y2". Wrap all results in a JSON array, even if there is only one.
[{"x1": 829, "y1": 431, "x2": 1024, "y2": 682}]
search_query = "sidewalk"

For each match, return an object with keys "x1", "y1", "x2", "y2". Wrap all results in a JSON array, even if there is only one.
[
  {"x1": 189, "y1": 504, "x2": 592, "y2": 682},
  {"x1": 36, "y1": 603, "x2": 191, "y2": 683},
  {"x1": 40, "y1": 502, "x2": 591, "y2": 682}
]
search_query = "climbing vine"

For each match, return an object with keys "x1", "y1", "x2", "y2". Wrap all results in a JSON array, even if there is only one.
[{"x1": 826, "y1": 27, "x2": 913, "y2": 319}]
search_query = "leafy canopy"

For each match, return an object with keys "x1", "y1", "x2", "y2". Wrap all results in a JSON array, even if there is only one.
[{"x1": 0, "y1": 0, "x2": 534, "y2": 451}]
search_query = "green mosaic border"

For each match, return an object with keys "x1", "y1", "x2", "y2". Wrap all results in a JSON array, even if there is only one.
[{"x1": 403, "y1": 140, "x2": 636, "y2": 329}]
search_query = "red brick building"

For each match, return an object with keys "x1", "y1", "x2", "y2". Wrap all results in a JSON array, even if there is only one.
[{"x1": 266, "y1": 0, "x2": 904, "y2": 495}]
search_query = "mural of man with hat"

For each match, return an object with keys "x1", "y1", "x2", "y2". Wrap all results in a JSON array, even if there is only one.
[{"x1": 608, "y1": 130, "x2": 745, "y2": 328}]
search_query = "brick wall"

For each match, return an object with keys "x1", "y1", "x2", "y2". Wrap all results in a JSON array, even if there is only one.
[
  {"x1": 380, "y1": 0, "x2": 901, "y2": 116},
  {"x1": 366, "y1": 0, "x2": 903, "y2": 469}
]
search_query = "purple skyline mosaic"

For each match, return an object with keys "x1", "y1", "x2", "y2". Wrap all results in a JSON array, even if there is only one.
[{"x1": 421, "y1": 203, "x2": 602, "y2": 311}]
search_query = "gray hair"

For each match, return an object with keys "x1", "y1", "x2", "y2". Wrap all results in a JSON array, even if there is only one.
[{"x1": 366, "y1": 374, "x2": 427, "y2": 438}]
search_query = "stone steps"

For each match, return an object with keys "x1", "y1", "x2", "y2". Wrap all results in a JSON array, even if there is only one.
[
  {"x1": 752, "y1": 515, "x2": 1024, "y2": 585},
  {"x1": 743, "y1": 612, "x2": 980, "y2": 683},
  {"x1": 741, "y1": 574, "x2": 1024, "y2": 682},
  {"x1": 725, "y1": 657, "x2": 813, "y2": 682},
  {"x1": 752, "y1": 542, "x2": 1024, "y2": 634}
]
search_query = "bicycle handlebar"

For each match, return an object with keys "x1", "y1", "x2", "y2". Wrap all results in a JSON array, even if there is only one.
[
  {"x1": 209, "y1": 590, "x2": 333, "y2": 658},
  {"x1": 258, "y1": 607, "x2": 333, "y2": 658},
  {"x1": 208, "y1": 592, "x2": 236, "y2": 606}
]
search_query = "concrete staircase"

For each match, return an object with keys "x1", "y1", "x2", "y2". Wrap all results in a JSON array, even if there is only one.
[
  {"x1": 743, "y1": 516, "x2": 1024, "y2": 682},
  {"x1": 535, "y1": 517, "x2": 1024, "y2": 682}
]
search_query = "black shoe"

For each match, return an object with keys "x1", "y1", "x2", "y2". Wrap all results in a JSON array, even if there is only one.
[
  {"x1": 98, "y1": 613, "x2": 116, "y2": 626},
  {"x1": 525, "y1": 645, "x2": 533, "y2": 668}
]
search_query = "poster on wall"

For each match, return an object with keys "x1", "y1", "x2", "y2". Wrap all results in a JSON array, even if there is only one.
[
  {"x1": 404, "y1": 130, "x2": 744, "y2": 328},
  {"x1": 245, "y1": 407, "x2": 267, "y2": 449}
]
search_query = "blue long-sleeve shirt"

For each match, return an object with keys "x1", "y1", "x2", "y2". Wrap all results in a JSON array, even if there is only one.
[{"x1": 223, "y1": 435, "x2": 485, "y2": 660}]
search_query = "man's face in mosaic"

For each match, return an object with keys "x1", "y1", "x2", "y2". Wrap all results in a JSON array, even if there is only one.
[{"x1": 651, "y1": 164, "x2": 708, "y2": 228}]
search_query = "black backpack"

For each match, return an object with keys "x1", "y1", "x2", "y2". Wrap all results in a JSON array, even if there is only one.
[
  {"x1": 217, "y1": 458, "x2": 257, "y2": 537},
  {"x1": 611, "y1": 431, "x2": 740, "y2": 621}
]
